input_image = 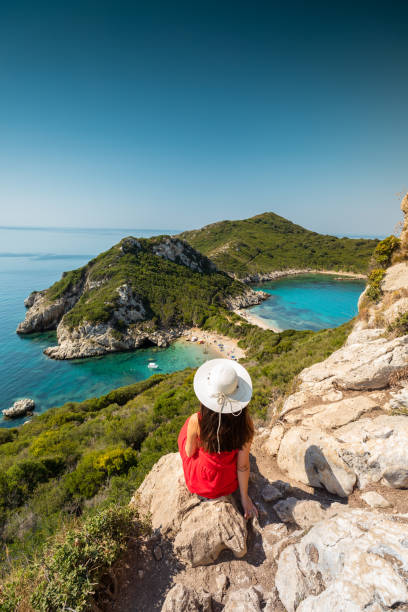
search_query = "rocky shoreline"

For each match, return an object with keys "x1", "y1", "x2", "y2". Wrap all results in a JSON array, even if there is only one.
[
  {"x1": 235, "y1": 268, "x2": 367, "y2": 284},
  {"x1": 18, "y1": 283, "x2": 266, "y2": 360}
]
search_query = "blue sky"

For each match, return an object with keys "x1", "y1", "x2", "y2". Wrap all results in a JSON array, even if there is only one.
[{"x1": 0, "y1": 1, "x2": 407, "y2": 235}]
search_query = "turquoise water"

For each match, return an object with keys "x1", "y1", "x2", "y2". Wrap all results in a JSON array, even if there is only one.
[
  {"x1": 0, "y1": 227, "x2": 219, "y2": 428},
  {"x1": 250, "y1": 274, "x2": 366, "y2": 331}
]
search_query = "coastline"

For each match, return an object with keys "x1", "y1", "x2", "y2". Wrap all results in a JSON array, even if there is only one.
[
  {"x1": 233, "y1": 308, "x2": 281, "y2": 333},
  {"x1": 237, "y1": 268, "x2": 367, "y2": 283},
  {"x1": 180, "y1": 327, "x2": 246, "y2": 359}
]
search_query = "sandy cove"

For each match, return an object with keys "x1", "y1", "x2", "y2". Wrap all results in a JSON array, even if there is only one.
[
  {"x1": 181, "y1": 327, "x2": 246, "y2": 359},
  {"x1": 233, "y1": 308, "x2": 281, "y2": 332}
]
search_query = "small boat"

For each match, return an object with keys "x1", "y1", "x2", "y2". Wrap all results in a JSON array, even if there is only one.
[{"x1": 148, "y1": 362, "x2": 159, "y2": 369}]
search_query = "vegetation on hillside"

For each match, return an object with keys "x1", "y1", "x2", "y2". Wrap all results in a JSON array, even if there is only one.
[
  {"x1": 0, "y1": 504, "x2": 149, "y2": 612},
  {"x1": 179, "y1": 212, "x2": 378, "y2": 277},
  {"x1": 43, "y1": 236, "x2": 245, "y2": 331},
  {"x1": 0, "y1": 314, "x2": 352, "y2": 609}
]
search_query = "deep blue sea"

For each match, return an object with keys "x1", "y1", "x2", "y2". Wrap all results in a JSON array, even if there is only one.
[
  {"x1": 0, "y1": 227, "x2": 366, "y2": 427},
  {"x1": 250, "y1": 274, "x2": 366, "y2": 331}
]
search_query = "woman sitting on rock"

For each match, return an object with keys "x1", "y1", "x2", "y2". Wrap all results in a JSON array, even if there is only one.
[{"x1": 178, "y1": 358, "x2": 258, "y2": 519}]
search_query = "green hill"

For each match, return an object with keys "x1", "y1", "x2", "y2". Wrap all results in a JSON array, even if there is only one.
[
  {"x1": 179, "y1": 212, "x2": 378, "y2": 277},
  {"x1": 17, "y1": 235, "x2": 259, "y2": 359}
]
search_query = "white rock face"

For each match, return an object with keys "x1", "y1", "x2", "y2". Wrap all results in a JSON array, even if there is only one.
[
  {"x1": 273, "y1": 498, "x2": 326, "y2": 530},
  {"x1": 360, "y1": 491, "x2": 392, "y2": 509},
  {"x1": 277, "y1": 426, "x2": 356, "y2": 497},
  {"x1": 336, "y1": 415, "x2": 408, "y2": 489},
  {"x1": 224, "y1": 587, "x2": 262, "y2": 612},
  {"x1": 299, "y1": 328, "x2": 408, "y2": 392},
  {"x1": 382, "y1": 262, "x2": 408, "y2": 292},
  {"x1": 263, "y1": 423, "x2": 285, "y2": 456},
  {"x1": 132, "y1": 453, "x2": 247, "y2": 567},
  {"x1": 161, "y1": 583, "x2": 212, "y2": 612},
  {"x1": 275, "y1": 507, "x2": 408, "y2": 612},
  {"x1": 383, "y1": 297, "x2": 408, "y2": 326},
  {"x1": 174, "y1": 498, "x2": 247, "y2": 566},
  {"x1": 2, "y1": 398, "x2": 35, "y2": 418}
]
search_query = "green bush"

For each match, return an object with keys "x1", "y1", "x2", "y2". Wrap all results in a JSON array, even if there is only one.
[
  {"x1": 0, "y1": 504, "x2": 148, "y2": 612},
  {"x1": 388, "y1": 311, "x2": 408, "y2": 336},
  {"x1": 63, "y1": 454, "x2": 106, "y2": 500},
  {"x1": 0, "y1": 430, "x2": 17, "y2": 446},
  {"x1": 373, "y1": 235, "x2": 400, "y2": 268},
  {"x1": 94, "y1": 447, "x2": 138, "y2": 476},
  {"x1": 366, "y1": 268, "x2": 386, "y2": 302}
]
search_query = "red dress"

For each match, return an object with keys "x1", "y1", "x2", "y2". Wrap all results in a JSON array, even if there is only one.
[{"x1": 178, "y1": 412, "x2": 239, "y2": 499}]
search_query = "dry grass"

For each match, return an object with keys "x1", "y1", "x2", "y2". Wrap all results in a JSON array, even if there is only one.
[{"x1": 389, "y1": 366, "x2": 408, "y2": 387}]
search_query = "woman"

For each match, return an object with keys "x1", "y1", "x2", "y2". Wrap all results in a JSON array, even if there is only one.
[{"x1": 178, "y1": 358, "x2": 258, "y2": 519}]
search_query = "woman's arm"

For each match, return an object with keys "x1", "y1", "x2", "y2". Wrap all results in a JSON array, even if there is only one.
[
  {"x1": 237, "y1": 440, "x2": 258, "y2": 519},
  {"x1": 185, "y1": 413, "x2": 199, "y2": 458}
]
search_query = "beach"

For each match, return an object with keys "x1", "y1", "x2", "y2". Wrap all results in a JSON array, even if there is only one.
[
  {"x1": 234, "y1": 308, "x2": 281, "y2": 332},
  {"x1": 181, "y1": 327, "x2": 246, "y2": 359}
]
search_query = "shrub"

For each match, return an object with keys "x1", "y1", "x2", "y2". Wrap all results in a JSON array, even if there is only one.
[
  {"x1": 0, "y1": 504, "x2": 148, "y2": 612},
  {"x1": 388, "y1": 311, "x2": 408, "y2": 337},
  {"x1": 94, "y1": 447, "x2": 138, "y2": 476},
  {"x1": 0, "y1": 430, "x2": 17, "y2": 445},
  {"x1": 63, "y1": 454, "x2": 106, "y2": 499},
  {"x1": 373, "y1": 235, "x2": 400, "y2": 268},
  {"x1": 366, "y1": 268, "x2": 386, "y2": 302}
]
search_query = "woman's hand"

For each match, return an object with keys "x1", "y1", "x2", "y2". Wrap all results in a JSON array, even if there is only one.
[{"x1": 241, "y1": 494, "x2": 258, "y2": 519}]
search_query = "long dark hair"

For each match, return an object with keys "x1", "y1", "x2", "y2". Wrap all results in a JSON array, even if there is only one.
[{"x1": 198, "y1": 403, "x2": 254, "y2": 453}]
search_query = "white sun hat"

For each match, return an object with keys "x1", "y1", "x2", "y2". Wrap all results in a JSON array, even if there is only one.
[
  {"x1": 193, "y1": 358, "x2": 252, "y2": 414},
  {"x1": 193, "y1": 359, "x2": 252, "y2": 453}
]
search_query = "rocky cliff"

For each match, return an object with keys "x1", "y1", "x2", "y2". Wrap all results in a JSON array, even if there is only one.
[
  {"x1": 112, "y1": 196, "x2": 408, "y2": 611},
  {"x1": 17, "y1": 235, "x2": 265, "y2": 359}
]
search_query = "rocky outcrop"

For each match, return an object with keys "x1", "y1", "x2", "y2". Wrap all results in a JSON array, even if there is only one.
[
  {"x1": 131, "y1": 453, "x2": 247, "y2": 567},
  {"x1": 2, "y1": 398, "x2": 35, "y2": 418},
  {"x1": 43, "y1": 319, "x2": 185, "y2": 360},
  {"x1": 275, "y1": 506, "x2": 408, "y2": 612},
  {"x1": 17, "y1": 291, "x2": 76, "y2": 334},
  {"x1": 223, "y1": 287, "x2": 268, "y2": 310}
]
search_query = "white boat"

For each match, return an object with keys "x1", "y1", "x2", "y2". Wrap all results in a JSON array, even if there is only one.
[{"x1": 148, "y1": 362, "x2": 159, "y2": 369}]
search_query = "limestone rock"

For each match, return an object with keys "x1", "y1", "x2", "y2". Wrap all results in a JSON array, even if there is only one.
[
  {"x1": 382, "y1": 262, "x2": 408, "y2": 293},
  {"x1": 336, "y1": 415, "x2": 408, "y2": 489},
  {"x1": 161, "y1": 583, "x2": 212, "y2": 612},
  {"x1": 174, "y1": 497, "x2": 247, "y2": 566},
  {"x1": 273, "y1": 498, "x2": 326, "y2": 529},
  {"x1": 299, "y1": 328, "x2": 408, "y2": 392},
  {"x1": 3, "y1": 398, "x2": 35, "y2": 418},
  {"x1": 277, "y1": 426, "x2": 356, "y2": 497},
  {"x1": 389, "y1": 386, "x2": 408, "y2": 412},
  {"x1": 223, "y1": 587, "x2": 261, "y2": 612},
  {"x1": 383, "y1": 297, "x2": 408, "y2": 326},
  {"x1": 360, "y1": 491, "x2": 392, "y2": 509},
  {"x1": 382, "y1": 466, "x2": 408, "y2": 488},
  {"x1": 300, "y1": 396, "x2": 378, "y2": 429},
  {"x1": 276, "y1": 507, "x2": 408, "y2": 612},
  {"x1": 322, "y1": 390, "x2": 343, "y2": 402},
  {"x1": 133, "y1": 452, "x2": 247, "y2": 567},
  {"x1": 131, "y1": 453, "x2": 198, "y2": 536},
  {"x1": 263, "y1": 423, "x2": 285, "y2": 456}
]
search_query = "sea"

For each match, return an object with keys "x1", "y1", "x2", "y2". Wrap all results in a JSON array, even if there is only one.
[{"x1": 0, "y1": 227, "x2": 368, "y2": 427}]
